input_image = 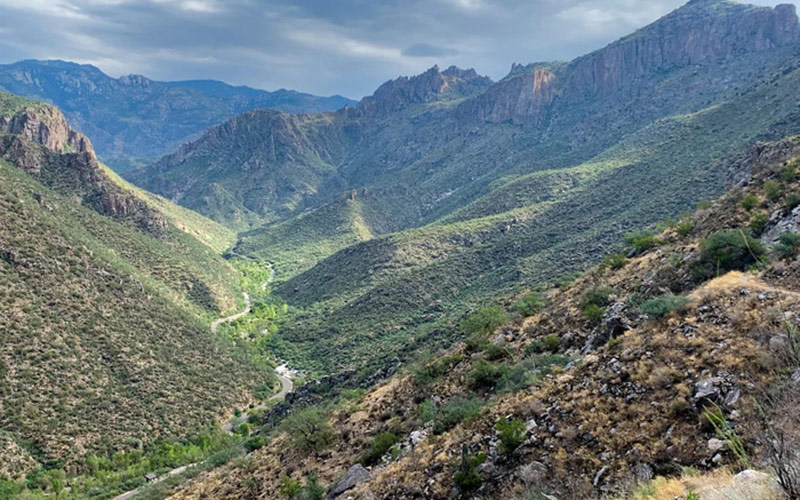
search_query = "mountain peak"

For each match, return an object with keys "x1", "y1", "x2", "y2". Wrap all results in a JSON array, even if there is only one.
[{"x1": 359, "y1": 65, "x2": 492, "y2": 113}]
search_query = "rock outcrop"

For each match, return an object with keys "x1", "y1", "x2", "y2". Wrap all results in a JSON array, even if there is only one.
[
  {"x1": 0, "y1": 94, "x2": 166, "y2": 231},
  {"x1": 358, "y1": 65, "x2": 492, "y2": 114}
]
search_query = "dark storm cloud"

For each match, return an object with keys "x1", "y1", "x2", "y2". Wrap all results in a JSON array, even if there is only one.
[{"x1": 0, "y1": 0, "x2": 792, "y2": 98}]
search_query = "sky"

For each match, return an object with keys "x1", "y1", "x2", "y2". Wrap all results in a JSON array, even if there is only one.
[{"x1": 0, "y1": 0, "x2": 793, "y2": 99}]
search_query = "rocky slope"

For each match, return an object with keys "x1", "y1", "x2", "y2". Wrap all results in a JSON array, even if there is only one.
[
  {"x1": 0, "y1": 93, "x2": 265, "y2": 472},
  {"x1": 0, "y1": 59, "x2": 356, "y2": 168},
  {"x1": 164, "y1": 138, "x2": 800, "y2": 500}
]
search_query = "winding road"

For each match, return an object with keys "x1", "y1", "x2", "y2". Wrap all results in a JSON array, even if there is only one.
[{"x1": 112, "y1": 263, "x2": 287, "y2": 500}]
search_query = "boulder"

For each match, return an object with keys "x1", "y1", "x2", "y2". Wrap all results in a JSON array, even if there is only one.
[{"x1": 328, "y1": 465, "x2": 371, "y2": 499}]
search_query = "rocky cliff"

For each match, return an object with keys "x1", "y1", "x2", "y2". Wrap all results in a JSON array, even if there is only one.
[
  {"x1": 357, "y1": 65, "x2": 493, "y2": 114},
  {"x1": 0, "y1": 92, "x2": 166, "y2": 231}
]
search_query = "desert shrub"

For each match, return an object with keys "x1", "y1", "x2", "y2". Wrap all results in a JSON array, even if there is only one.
[
  {"x1": 485, "y1": 342, "x2": 512, "y2": 361},
  {"x1": 741, "y1": 193, "x2": 759, "y2": 211},
  {"x1": 749, "y1": 213, "x2": 769, "y2": 236},
  {"x1": 281, "y1": 407, "x2": 335, "y2": 452},
  {"x1": 582, "y1": 286, "x2": 615, "y2": 308},
  {"x1": 775, "y1": 232, "x2": 800, "y2": 259},
  {"x1": 304, "y1": 474, "x2": 325, "y2": 500},
  {"x1": 601, "y1": 252, "x2": 627, "y2": 271},
  {"x1": 786, "y1": 193, "x2": 800, "y2": 210},
  {"x1": 435, "y1": 397, "x2": 483, "y2": 434},
  {"x1": 495, "y1": 417, "x2": 527, "y2": 454},
  {"x1": 467, "y1": 360, "x2": 509, "y2": 390},
  {"x1": 278, "y1": 475, "x2": 302, "y2": 499},
  {"x1": 526, "y1": 334, "x2": 559, "y2": 355},
  {"x1": 624, "y1": 230, "x2": 662, "y2": 255},
  {"x1": 705, "y1": 404, "x2": 750, "y2": 469},
  {"x1": 780, "y1": 163, "x2": 798, "y2": 182},
  {"x1": 512, "y1": 292, "x2": 544, "y2": 316},
  {"x1": 582, "y1": 304, "x2": 605, "y2": 325},
  {"x1": 766, "y1": 181, "x2": 783, "y2": 202},
  {"x1": 460, "y1": 306, "x2": 508, "y2": 337},
  {"x1": 418, "y1": 399, "x2": 437, "y2": 423},
  {"x1": 675, "y1": 218, "x2": 695, "y2": 237},
  {"x1": 465, "y1": 332, "x2": 491, "y2": 353},
  {"x1": 697, "y1": 200, "x2": 713, "y2": 210},
  {"x1": 453, "y1": 446, "x2": 486, "y2": 492},
  {"x1": 244, "y1": 435, "x2": 268, "y2": 452},
  {"x1": 496, "y1": 360, "x2": 541, "y2": 393},
  {"x1": 699, "y1": 230, "x2": 766, "y2": 275},
  {"x1": 640, "y1": 294, "x2": 690, "y2": 319},
  {"x1": 414, "y1": 355, "x2": 463, "y2": 385},
  {"x1": 536, "y1": 354, "x2": 570, "y2": 374},
  {"x1": 359, "y1": 432, "x2": 398, "y2": 466}
]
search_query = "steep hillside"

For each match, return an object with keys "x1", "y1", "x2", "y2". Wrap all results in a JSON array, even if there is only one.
[
  {"x1": 0, "y1": 93, "x2": 267, "y2": 472},
  {"x1": 0, "y1": 59, "x2": 356, "y2": 169},
  {"x1": 163, "y1": 137, "x2": 800, "y2": 500},
  {"x1": 128, "y1": 1, "x2": 800, "y2": 372}
]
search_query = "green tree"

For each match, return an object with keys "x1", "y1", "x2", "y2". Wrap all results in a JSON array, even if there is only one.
[{"x1": 281, "y1": 407, "x2": 335, "y2": 452}]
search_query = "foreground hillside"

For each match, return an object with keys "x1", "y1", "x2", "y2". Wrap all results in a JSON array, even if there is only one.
[
  {"x1": 0, "y1": 60, "x2": 356, "y2": 170},
  {"x1": 132, "y1": 1, "x2": 800, "y2": 373},
  {"x1": 0, "y1": 92, "x2": 268, "y2": 474},
  {"x1": 163, "y1": 137, "x2": 800, "y2": 500}
]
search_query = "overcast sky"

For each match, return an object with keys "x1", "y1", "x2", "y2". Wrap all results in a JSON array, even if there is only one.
[{"x1": 0, "y1": 0, "x2": 793, "y2": 99}]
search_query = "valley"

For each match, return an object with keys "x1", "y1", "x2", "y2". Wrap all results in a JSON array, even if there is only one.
[{"x1": 2, "y1": 0, "x2": 800, "y2": 499}]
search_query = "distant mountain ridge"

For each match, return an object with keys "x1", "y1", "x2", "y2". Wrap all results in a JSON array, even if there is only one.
[{"x1": 0, "y1": 59, "x2": 356, "y2": 170}]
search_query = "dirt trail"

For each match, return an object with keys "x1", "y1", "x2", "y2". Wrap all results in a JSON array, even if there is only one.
[{"x1": 112, "y1": 263, "x2": 286, "y2": 500}]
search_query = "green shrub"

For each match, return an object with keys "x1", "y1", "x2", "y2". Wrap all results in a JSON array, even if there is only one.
[
  {"x1": 244, "y1": 435, "x2": 268, "y2": 452},
  {"x1": 780, "y1": 163, "x2": 798, "y2": 182},
  {"x1": 496, "y1": 360, "x2": 541, "y2": 393},
  {"x1": 278, "y1": 475, "x2": 302, "y2": 499},
  {"x1": 640, "y1": 294, "x2": 690, "y2": 319},
  {"x1": 418, "y1": 399, "x2": 437, "y2": 423},
  {"x1": 453, "y1": 447, "x2": 486, "y2": 492},
  {"x1": 484, "y1": 342, "x2": 511, "y2": 361},
  {"x1": 359, "y1": 432, "x2": 398, "y2": 466},
  {"x1": 460, "y1": 306, "x2": 508, "y2": 337},
  {"x1": 281, "y1": 407, "x2": 335, "y2": 452},
  {"x1": 675, "y1": 218, "x2": 694, "y2": 237},
  {"x1": 435, "y1": 397, "x2": 483, "y2": 434},
  {"x1": 786, "y1": 193, "x2": 800, "y2": 210},
  {"x1": 464, "y1": 333, "x2": 490, "y2": 353},
  {"x1": 512, "y1": 292, "x2": 544, "y2": 316},
  {"x1": 536, "y1": 354, "x2": 570, "y2": 374},
  {"x1": 697, "y1": 201, "x2": 713, "y2": 210},
  {"x1": 527, "y1": 334, "x2": 560, "y2": 354},
  {"x1": 765, "y1": 181, "x2": 783, "y2": 202},
  {"x1": 624, "y1": 230, "x2": 662, "y2": 255},
  {"x1": 495, "y1": 417, "x2": 527, "y2": 454},
  {"x1": 686, "y1": 490, "x2": 700, "y2": 500},
  {"x1": 749, "y1": 213, "x2": 769, "y2": 236},
  {"x1": 304, "y1": 474, "x2": 325, "y2": 500},
  {"x1": 581, "y1": 286, "x2": 615, "y2": 308},
  {"x1": 741, "y1": 193, "x2": 759, "y2": 211},
  {"x1": 582, "y1": 304, "x2": 605, "y2": 325},
  {"x1": 414, "y1": 355, "x2": 463, "y2": 385},
  {"x1": 699, "y1": 230, "x2": 766, "y2": 275},
  {"x1": 467, "y1": 360, "x2": 509, "y2": 390},
  {"x1": 775, "y1": 232, "x2": 800, "y2": 258},
  {"x1": 601, "y1": 253, "x2": 627, "y2": 271}
]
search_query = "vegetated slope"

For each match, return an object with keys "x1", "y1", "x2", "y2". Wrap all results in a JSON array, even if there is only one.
[
  {"x1": 233, "y1": 198, "x2": 374, "y2": 279},
  {"x1": 165, "y1": 137, "x2": 800, "y2": 500},
  {"x1": 0, "y1": 93, "x2": 265, "y2": 472},
  {"x1": 0, "y1": 59, "x2": 356, "y2": 169},
  {"x1": 270, "y1": 45, "x2": 800, "y2": 372}
]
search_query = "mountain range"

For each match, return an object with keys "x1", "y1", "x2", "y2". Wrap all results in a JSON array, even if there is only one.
[
  {"x1": 3, "y1": 0, "x2": 800, "y2": 499},
  {"x1": 131, "y1": 0, "x2": 800, "y2": 374},
  {"x1": 0, "y1": 59, "x2": 356, "y2": 171}
]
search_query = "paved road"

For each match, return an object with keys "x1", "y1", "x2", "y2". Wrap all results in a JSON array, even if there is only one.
[{"x1": 111, "y1": 464, "x2": 196, "y2": 500}]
